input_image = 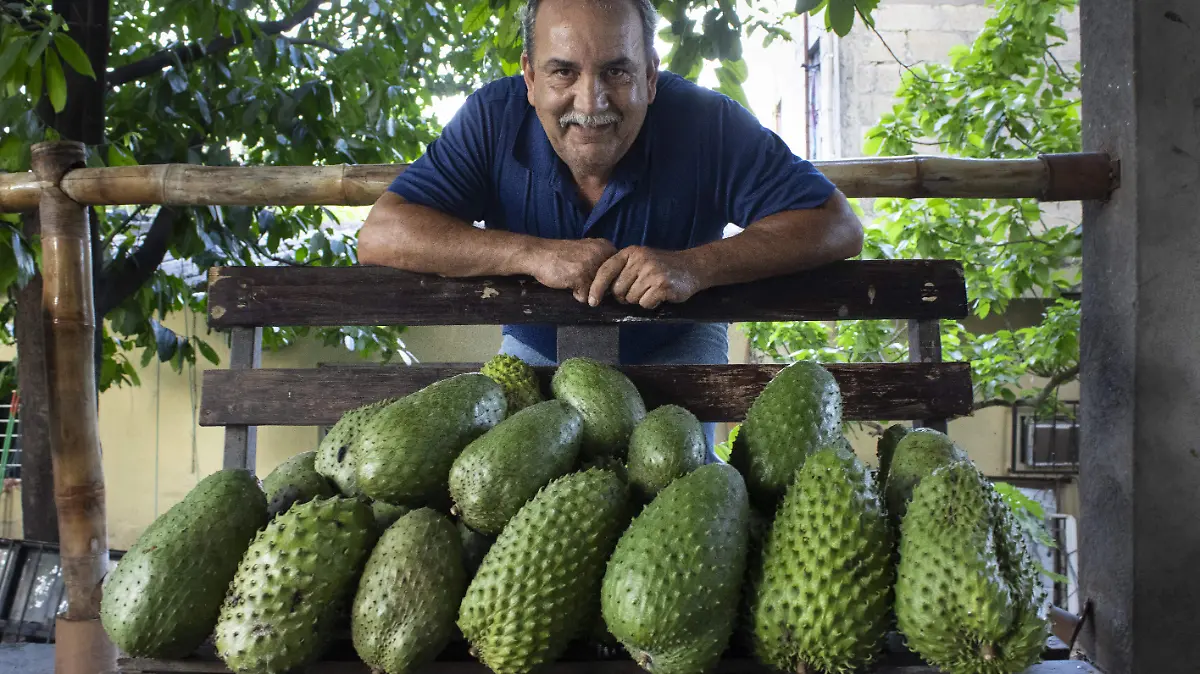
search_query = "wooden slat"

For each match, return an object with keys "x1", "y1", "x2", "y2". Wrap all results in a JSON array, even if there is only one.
[
  {"x1": 206, "y1": 260, "x2": 967, "y2": 328},
  {"x1": 198, "y1": 362, "x2": 973, "y2": 426}
]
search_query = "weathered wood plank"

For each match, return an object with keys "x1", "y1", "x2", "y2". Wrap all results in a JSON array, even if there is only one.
[
  {"x1": 206, "y1": 260, "x2": 967, "y2": 328},
  {"x1": 198, "y1": 362, "x2": 973, "y2": 426}
]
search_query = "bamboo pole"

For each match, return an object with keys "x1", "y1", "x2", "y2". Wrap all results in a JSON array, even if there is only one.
[
  {"x1": 31, "y1": 140, "x2": 115, "y2": 674},
  {"x1": 0, "y1": 151, "x2": 1117, "y2": 212}
]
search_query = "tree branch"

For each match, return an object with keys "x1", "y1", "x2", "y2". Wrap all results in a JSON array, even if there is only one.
[
  {"x1": 286, "y1": 37, "x2": 345, "y2": 54},
  {"x1": 95, "y1": 206, "x2": 181, "y2": 317},
  {"x1": 107, "y1": 0, "x2": 324, "y2": 86},
  {"x1": 973, "y1": 364, "x2": 1080, "y2": 412}
]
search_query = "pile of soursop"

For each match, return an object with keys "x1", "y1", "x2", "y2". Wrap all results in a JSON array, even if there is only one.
[{"x1": 100, "y1": 355, "x2": 1049, "y2": 674}]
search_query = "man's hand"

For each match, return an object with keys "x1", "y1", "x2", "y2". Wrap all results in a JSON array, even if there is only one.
[
  {"x1": 530, "y1": 238, "x2": 619, "y2": 303},
  {"x1": 588, "y1": 246, "x2": 707, "y2": 309}
]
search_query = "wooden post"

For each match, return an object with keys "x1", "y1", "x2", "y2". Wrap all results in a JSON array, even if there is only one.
[
  {"x1": 222, "y1": 326, "x2": 262, "y2": 472},
  {"x1": 907, "y1": 319, "x2": 948, "y2": 433},
  {"x1": 31, "y1": 140, "x2": 115, "y2": 674}
]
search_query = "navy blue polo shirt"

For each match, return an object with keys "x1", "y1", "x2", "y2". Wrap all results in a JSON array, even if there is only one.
[{"x1": 387, "y1": 71, "x2": 836, "y2": 363}]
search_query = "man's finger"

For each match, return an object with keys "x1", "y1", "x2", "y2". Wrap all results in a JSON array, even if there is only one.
[
  {"x1": 588, "y1": 251, "x2": 628, "y2": 306},
  {"x1": 611, "y1": 262, "x2": 644, "y2": 303},
  {"x1": 625, "y1": 273, "x2": 654, "y2": 306},
  {"x1": 640, "y1": 287, "x2": 667, "y2": 310}
]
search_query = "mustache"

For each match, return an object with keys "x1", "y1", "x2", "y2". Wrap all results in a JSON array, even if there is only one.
[{"x1": 559, "y1": 110, "x2": 623, "y2": 128}]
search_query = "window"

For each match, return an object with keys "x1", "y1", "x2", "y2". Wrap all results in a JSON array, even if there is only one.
[
  {"x1": 1011, "y1": 401, "x2": 1079, "y2": 473},
  {"x1": 805, "y1": 40, "x2": 822, "y2": 159}
]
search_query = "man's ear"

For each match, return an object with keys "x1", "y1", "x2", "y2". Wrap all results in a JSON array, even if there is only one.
[
  {"x1": 646, "y1": 50, "x2": 660, "y2": 103},
  {"x1": 522, "y1": 51, "x2": 536, "y2": 106}
]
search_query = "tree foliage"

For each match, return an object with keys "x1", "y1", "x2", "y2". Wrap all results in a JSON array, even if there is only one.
[
  {"x1": 744, "y1": 0, "x2": 1082, "y2": 420},
  {"x1": 1, "y1": 0, "x2": 880, "y2": 392}
]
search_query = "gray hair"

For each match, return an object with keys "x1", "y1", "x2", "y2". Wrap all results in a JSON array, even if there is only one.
[{"x1": 519, "y1": 0, "x2": 660, "y2": 63}]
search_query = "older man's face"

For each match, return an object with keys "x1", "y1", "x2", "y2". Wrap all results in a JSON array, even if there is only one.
[{"x1": 522, "y1": 0, "x2": 658, "y2": 181}]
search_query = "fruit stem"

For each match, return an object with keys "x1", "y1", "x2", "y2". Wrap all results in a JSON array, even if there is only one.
[
  {"x1": 981, "y1": 643, "x2": 997, "y2": 661},
  {"x1": 796, "y1": 661, "x2": 809, "y2": 674}
]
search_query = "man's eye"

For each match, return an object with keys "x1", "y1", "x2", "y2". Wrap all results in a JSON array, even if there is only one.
[
  {"x1": 607, "y1": 68, "x2": 627, "y2": 78},
  {"x1": 554, "y1": 69, "x2": 573, "y2": 77}
]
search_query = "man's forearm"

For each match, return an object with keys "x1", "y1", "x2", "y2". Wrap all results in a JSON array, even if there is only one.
[
  {"x1": 358, "y1": 192, "x2": 537, "y2": 277},
  {"x1": 683, "y1": 190, "x2": 864, "y2": 291}
]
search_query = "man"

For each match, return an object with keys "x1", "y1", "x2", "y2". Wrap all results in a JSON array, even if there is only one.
[{"x1": 357, "y1": 0, "x2": 863, "y2": 453}]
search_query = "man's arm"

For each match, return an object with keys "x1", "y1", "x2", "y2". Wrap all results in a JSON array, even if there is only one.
[
  {"x1": 359, "y1": 192, "x2": 618, "y2": 303},
  {"x1": 587, "y1": 189, "x2": 862, "y2": 308},
  {"x1": 683, "y1": 187, "x2": 863, "y2": 289}
]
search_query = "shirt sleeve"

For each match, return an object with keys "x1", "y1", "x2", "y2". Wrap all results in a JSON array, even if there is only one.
[
  {"x1": 713, "y1": 96, "x2": 837, "y2": 227},
  {"x1": 387, "y1": 90, "x2": 494, "y2": 224}
]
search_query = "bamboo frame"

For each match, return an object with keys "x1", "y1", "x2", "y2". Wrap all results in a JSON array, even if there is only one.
[
  {"x1": 31, "y1": 140, "x2": 116, "y2": 673},
  {"x1": 0, "y1": 151, "x2": 1117, "y2": 212}
]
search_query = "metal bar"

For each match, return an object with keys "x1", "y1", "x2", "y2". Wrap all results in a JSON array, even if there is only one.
[{"x1": 221, "y1": 327, "x2": 262, "y2": 473}]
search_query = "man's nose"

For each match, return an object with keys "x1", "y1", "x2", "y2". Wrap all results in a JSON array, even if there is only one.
[{"x1": 573, "y1": 74, "x2": 611, "y2": 114}]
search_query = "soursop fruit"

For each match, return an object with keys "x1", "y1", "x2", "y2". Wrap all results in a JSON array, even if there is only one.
[
  {"x1": 457, "y1": 519, "x2": 494, "y2": 577},
  {"x1": 100, "y1": 469, "x2": 268, "y2": 658},
  {"x1": 214, "y1": 495, "x2": 377, "y2": 673},
  {"x1": 458, "y1": 467, "x2": 632, "y2": 674},
  {"x1": 895, "y1": 462, "x2": 1047, "y2": 674},
  {"x1": 352, "y1": 508, "x2": 468, "y2": 674},
  {"x1": 730, "y1": 360, "x2": 843, "y2": 510},
  {"x1": 481, "y1": 354, "x2": 544, "y2": 413},
  {"x1": 449, "y1": 399, "x2": 583, "y2": 535},
  {"x1": 601, "y1": 463, "x2": 750, "y2": 674},
  {"x1": 625, "y1": 404, "x2": 707, "y2": 501},
  {"x1": 261, "y1": 450, "x2": 335, "y2": 517},
  {"x1": 885, "y1": 427, "x2": 970, "y2": 528},
  {"x1": 356, "y1": 373, "x2": 507, "y2": 505},
  {"x1": 372, "y1": 501, "x2": 412, "y2": 531},
  {"x1": 750, "y1": 444, "x2": 893, "y2": 674},
  {"x1": 315, "y1": 397, "x2": 397, "y2": 497},
  {"x1": 876, "y1": 423, "x2": 910, "y2": 487},
  {"x1": 551, "y1": 357, "x2": 647, "y2": 460}
]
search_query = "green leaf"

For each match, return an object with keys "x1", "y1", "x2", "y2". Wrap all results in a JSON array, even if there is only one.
[
  {"x1": 196, "y1": 338, "x2": 220, "y2": 365},
  {"x1": 44, "y1": 49, "x2": 66, "y2": 112},
  {"x1": 25, "y1": 29, "x2": 53, "y2": 66},
  {"x1": 52, "y1": 33, "x2": 95, "y2": 79},
  {"x1": 795, "y1": 0, "x2": 825, "y2": 13},
  {"x1": 0, "y1": 36, "x2": 29, "y2": 82},
  {"x1": 464, "y1": 2, "x2": 491, "y2": 33},
  {"x1": 27, "y1": 57, "x2": 42, "y2": 104},
  {"x1": 827, "y1": 0, "x2": 856, "y2": 36}
]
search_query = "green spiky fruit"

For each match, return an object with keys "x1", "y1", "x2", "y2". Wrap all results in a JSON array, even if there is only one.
[
  {"x1": 100, "y1": 469, "x2": 268, "y2": 658},
  {"x1": 457, "y1": 520, "x2": 494, "y2": 577},
  {"x1": 351, "y1": 508, "x2": 468, "y2": 674},
  {"x1": 750, "y1": 444, "x2": 893, "y2": 674},
  {"x1": 457, "y1": 468, "x2": 632, "y2": 674},
  {"x1": 449, "y1": 399, "x2": 583, "y2": 535},
  {"x1": 214, "y1": 495, "x2": 377, "y2": 673},
  {"x1": 315, "y1": 398, "x2": 397, "y2": 497},
  {"x1": 895, "y1": 461, "x2": 1047, "y2": 674},
  {"x1": 885, "y1": 427, "x2": 970, "y2": 528},
  {"x1": 481, "y1": 354, "x2": 544, "y2": 413},
  {"x1": 601, "y1": 463, "x2": 750, "y2": 674},
  {"x1": 551, "y1": 357, "x2": 647, "y2": 460},
  {"x1": 625, "y1": 404, "x2": 707, "y2": 501},
  {"x1": 261, "y1": 450, "x2": 336, "y2": 517},
  {"x1": 730, "y1": 360, "x2": 843, "y2": 511},
  {"x1": 356, "y1": 373, "x2": 507, "y2": 505},
  {"x1": 372, "y1": 501, "x2": 412, "y2": 531},
  {"x1": 876, "y1": 423, "x2": 910, "y2": 488}
]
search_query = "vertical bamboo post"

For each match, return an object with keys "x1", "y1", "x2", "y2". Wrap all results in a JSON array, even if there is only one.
[{"x1": 31, "y1": 140, "x2": 115, "y2": 674}]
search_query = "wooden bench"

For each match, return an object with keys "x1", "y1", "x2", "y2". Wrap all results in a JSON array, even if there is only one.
[{"x1": 110, "y1": 255, "x2": 1094, "y2": 674}]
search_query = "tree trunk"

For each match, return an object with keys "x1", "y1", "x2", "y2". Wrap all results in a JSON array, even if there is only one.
[{"x1": 15, "y1": 213, "x2": 58, "y2": 544}]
